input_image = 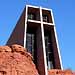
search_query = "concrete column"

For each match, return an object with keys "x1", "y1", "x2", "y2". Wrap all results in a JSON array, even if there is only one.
[
  {"x1": 24, "y1": 5, "x2": 28, "y2": 48},
  {"x1": 40, "y1": 7, "x2": 48, "y2": 75},
  {"x1": 53, "y1": 26, "x2": 63, "y2": 70},
  {"x1": 51, "y1": 9, "x2": 63, "y2": 69}
]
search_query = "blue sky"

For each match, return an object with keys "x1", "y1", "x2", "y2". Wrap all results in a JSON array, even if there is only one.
[{"x1": 0, "y1": 0, "x2": 75, "y2": 70}]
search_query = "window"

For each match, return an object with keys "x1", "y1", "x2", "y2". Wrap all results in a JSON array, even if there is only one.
[
  {"x1": 28, "y1": 14, "x2": 35, "y2": 20},
  {"x1": 45, "y1": 36, "x2": 54, "y2": 69},
  {"x1": 43, "y1": 15, "x2": 48, "y2": 22},
  {"x1": 26, "y1": 33, "x2": 34, "y2": 57}
]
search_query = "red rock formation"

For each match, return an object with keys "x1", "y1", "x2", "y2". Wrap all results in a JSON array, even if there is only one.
[
  {"x1": 0, "y1": 44, "x2": 39, "y2": 75},
  {"x1": 0, "y1": 44, "x2": 75, "y2": 75},
  {"x1": 48, "y1": 69, "x2": 74, "y2": 75}
]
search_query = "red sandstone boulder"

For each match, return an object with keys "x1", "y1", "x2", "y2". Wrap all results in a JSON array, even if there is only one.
[
  {"x1": 0, "y1": 44, "x2": 74, "y2": 75},
  {"x1": 0, "y1": 44, "x2": 39, "y2": 75},
  {"x1": 11, "y1": 44, "x2": 33, "y2": 61},
  {"x1": 11, "y1": 44, "x2": 26, "y2": 52},
  {"x1": 0, "y1": 46, "x2": 11, "y2": 52}
]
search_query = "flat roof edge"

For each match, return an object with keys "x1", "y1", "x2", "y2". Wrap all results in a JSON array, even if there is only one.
[{"x1": 26, "y1": 4, "x2": 52, "y2": 11}]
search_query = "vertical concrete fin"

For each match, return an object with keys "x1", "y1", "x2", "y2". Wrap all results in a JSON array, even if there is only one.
[
  {"x1": 24, "y1": 5, "x2": 28, "y2": 48},
  {"x1": 40, "y1": 7, "x2": 48, "y2": 75}
]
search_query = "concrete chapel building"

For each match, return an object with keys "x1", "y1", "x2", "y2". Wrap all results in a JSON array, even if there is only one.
[{"x1": 6, "y1": 5, "x2": 63, "y2": 75}]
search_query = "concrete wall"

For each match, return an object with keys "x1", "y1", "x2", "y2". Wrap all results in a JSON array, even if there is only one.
[
  {"x1": 6, "y1": 9, "x2": 25, "y2": 46},
  {"x1": 36, "y1": 26, "x2": 45, "y2": 75},
  {"x1": 51, "y1": 27, "x2": 61, "y2": 69}
]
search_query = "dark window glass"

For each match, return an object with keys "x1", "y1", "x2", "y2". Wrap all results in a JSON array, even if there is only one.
[
  {"x1": 45, "y1": 36, "x2": 54, "y2": 69},
  {"x1": 43, "y1": 15, "x2": 48, "y2": 22},
  {"x1": 28, "y1": 14, "x2": 35, "y2": 20},
  {"x1": 26, "y1": 33, "x2": 34, "y2": 57}
]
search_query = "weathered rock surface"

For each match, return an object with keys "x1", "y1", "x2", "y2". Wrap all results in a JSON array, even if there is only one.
[
  {"x1": 0, "y1": 44, "x2": 75, "y2": 75},
  {"x1": 48, "y1": 69, "x2": 74, "y2": 75},
  {"x1": 0, "y1": 44, "x2": 39, "y2": 75}
]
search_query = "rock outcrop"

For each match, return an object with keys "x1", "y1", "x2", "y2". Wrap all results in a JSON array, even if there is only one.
[
  {"x1": 0, "y1": 44, "x2": 39, "y2": 75},
  {"x1": 0, "y1": 44, "x2": 74, "y2": 75},
  {"x1": 48, "y1": 69, "x2": 74, "y2": 75}
]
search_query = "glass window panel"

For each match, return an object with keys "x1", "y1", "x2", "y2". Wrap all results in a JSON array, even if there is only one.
[
  {"x1": 45, "y1": 35, "x2": 54, "y2": 69},
  {"x1": 26, "y1": 33, "x2": 35, "y2": 57},
  {"x1": 43, "y1": 15, "x2": 48, "y2": 22},
  {"x1": 28, "y1": 14, "x2": 34, "y2": 20}
]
